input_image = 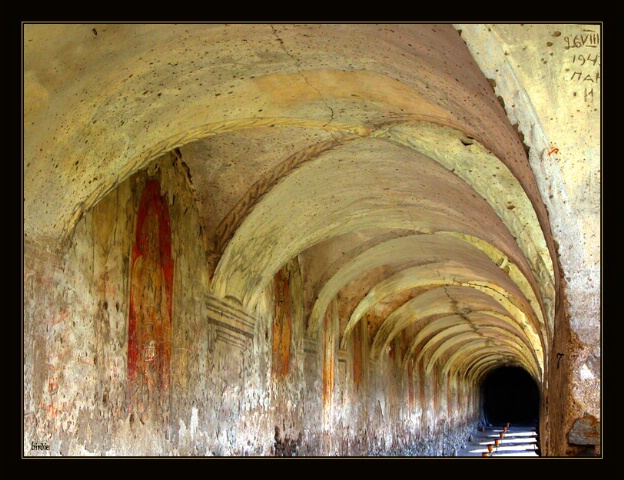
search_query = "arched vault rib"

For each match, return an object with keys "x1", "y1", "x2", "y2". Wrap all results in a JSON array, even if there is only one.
[
  {"x1": 371, "y1": 121, "x2": 555, "y2": 334},
  {"x1": 463, "y1": 355, "x2": 514, "y2": 384},
  {"x1": 341, "y1": 243, "x2": 547, "y2": 358},
  {"x1": 428, "y1": 338, "x2": 540, "y2": 383},
  {"x1": 392, "y1": 286, "x2": 542, "y2": 376},
  {"x1": 380, "y1": 312, "x2": 536, "y2": 373},
  {"x1": 369, "y1": 284, "x2": 540, "y2": 363},
  {"x1": 438, "y1": 232, "x2": 549, "y2": 353},
  {"x1": 454, "y1": 346, "x2": 535, "y2": 384},
  {"x1": 58, "y1": 117, "x2": 370, "y2": 245},
  {"x1": 211, "y1": 126, "x2": 551, "y2": 335},
  {"x1": 464, "y1": 353, "x2": 543, "y2": 388},
  {"x1": 213, "y1": 134, "x2": 361, "y2": 259},
  {"x1": 418, "y1": 327, "x2": 537, "y2": 377},
  {"x1": 307, "y1": 229, "x2": 415, "y2": 314},
  {"x1": 307, "y1": 234, "x2": 542, "y2": 364},
  {"x1": 364, "y1": 281, "x2": 543, "y2": 375},
  {"x1": 455, "y1": 349, "x2": 539, "y2": 385}
]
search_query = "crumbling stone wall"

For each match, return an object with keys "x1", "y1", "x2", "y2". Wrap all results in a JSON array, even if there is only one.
[{"x1": 542, "y1": 270, "x2": 600, "y2": 457}]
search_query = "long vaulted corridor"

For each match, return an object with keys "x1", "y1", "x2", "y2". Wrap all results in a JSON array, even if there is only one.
[{"x1": 22, "y1": 23, "x2": 601, "y2": 457}]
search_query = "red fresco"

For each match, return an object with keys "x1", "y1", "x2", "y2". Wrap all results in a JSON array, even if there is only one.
[
  {"x1": 352, "y1": 322, "x2": 362, "y2": 389},
  {"x1": 127, "y1": 180, "x2": 174, "y2": 394}
]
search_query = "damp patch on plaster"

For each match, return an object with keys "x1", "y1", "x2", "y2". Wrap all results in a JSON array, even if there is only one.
[{"x1": 271, "y1": 266, "x2": 292, "y2": 378}]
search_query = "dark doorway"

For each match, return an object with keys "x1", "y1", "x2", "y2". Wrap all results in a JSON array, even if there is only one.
[{"x1": 482, "y1": 366, "x2": 540, "y2": 426}]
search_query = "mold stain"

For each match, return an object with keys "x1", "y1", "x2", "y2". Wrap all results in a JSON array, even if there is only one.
[{"x1": 127, "y1": 179, "x2": 174, "y2": 409}]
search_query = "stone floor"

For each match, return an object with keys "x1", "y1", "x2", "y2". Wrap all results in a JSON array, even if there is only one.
[{"x1": 455, "y1": 423, "x2": 540, "y2": 457}]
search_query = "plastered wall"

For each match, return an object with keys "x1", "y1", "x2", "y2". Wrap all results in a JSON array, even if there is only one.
[{"x1": 24, "y1": 152, "x2": 482, "y2": 456}]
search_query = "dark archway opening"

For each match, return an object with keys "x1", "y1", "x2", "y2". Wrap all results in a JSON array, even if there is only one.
[{"x1": 482, "y1": 366, "x2": 540, "y2": 427}]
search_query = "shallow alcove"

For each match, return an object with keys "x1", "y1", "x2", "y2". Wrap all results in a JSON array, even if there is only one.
[{"x1": 481, "y1": 366, "x2": 540, "y2": 427}]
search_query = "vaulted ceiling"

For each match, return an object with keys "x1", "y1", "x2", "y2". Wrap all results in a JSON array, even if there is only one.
[
  {"x1": 185, "y1": 115, "x2": 552, "y2": 384},
  {"x1": 24, "y1": 23, "x2": 594, "y2": 388}
]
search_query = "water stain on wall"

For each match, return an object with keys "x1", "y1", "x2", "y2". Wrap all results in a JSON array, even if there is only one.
[{"x1": 272, "y1": 267, "x2": 292, "y2": 378}]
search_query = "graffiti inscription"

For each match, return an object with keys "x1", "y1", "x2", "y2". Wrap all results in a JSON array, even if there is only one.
[{"x1": 562, "y1": 28, "x2": 600, "y2": 103}]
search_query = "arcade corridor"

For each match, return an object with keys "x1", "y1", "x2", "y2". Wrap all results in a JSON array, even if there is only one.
[{"x1": 23, "y1": 23, "x2": 601, "y2": 457}]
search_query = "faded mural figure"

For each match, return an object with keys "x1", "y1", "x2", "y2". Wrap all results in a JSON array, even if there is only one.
[
  {"x1": 127, "y1": 180, "x2": 174, "y2": 425},
  {"x1": 272, "y1": 267, "x2": 292, "y2": 379}
]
